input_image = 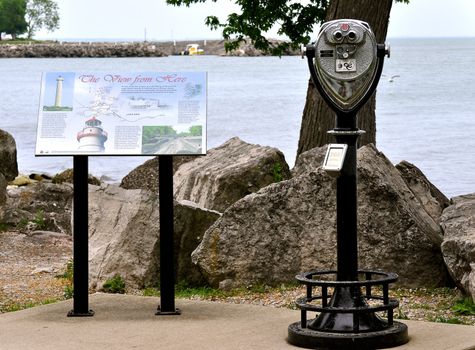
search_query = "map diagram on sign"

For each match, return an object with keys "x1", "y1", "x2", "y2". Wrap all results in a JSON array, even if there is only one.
[{"x1": 35, "y1": 72, "x2": 207, "y2": 156}]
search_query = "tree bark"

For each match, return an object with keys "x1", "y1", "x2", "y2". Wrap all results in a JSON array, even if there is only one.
[{"x1": 296, "y1": 0, "x2": 393, "y2": 157}]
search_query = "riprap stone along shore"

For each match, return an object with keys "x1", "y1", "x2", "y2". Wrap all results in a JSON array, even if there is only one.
[{"x1": 1, "y1": 131, "x2": 475, "y2": 303}]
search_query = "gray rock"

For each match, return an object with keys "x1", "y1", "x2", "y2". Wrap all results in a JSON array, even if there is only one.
[
  {"x1": 396, "y1": 160, "x2": 449, "y2": 222},
  {"x1": 0, "y1": 129, "x2": 18, "y2": 181},
  {"x1": 174, "y1": 200, "x2": 222, "y2": 285},
  {"x1": 174, "y1": 137, "x2": 291, "y2": 212},
  {"x1": 440, "y1": 194, "x2": 475, "y2": 301},
  {"x1": 192, "y1": 144, "x2": 449, "y2": 289},
  {"x1": 291, "y1": 145, "x2": 327, "y2": 177},
  {"x1": 0, "y1": 174, "x2": 7, "y2": 206},
  {"x1": 3, "y1": 182, "x2": 73, "y2": 234},
  {"x1": 0, "y1": 130, "x2": 18, "y2": 205},
  {"x1": 88, "y1": 185, "x2": 220, "y2": 290}
]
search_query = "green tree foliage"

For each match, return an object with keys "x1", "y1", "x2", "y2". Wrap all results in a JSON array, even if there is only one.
[
  {"x1": 25, "y1": 0, "x2": 59, "y2": 39},
  {"x1": 167, "y1": 0, "x2": 329, "y2": 55},
  {"x1": 142, "y1": 126, "x2": 177, "y2": 144},
  {"x1": 166, "y1": 0, "x2": 409, "y2": 55},
  {"x1": 187, "y1": 125, "x2": 202, "y2": 136},
  {"x1": 0, "y1": 0, "x2": 27, "y2": 40}
]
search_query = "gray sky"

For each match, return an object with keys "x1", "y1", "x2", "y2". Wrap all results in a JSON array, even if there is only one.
[{"x1": 36, "y1": 0, "x2": 475, "y2": 40}]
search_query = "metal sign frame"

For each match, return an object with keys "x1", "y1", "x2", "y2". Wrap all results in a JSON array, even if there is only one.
[{"x1": 35, "y1": 71, "x2": 206, "y2": 317}]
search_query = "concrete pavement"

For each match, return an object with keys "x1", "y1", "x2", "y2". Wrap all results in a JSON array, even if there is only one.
[{"x1": 0, "y1": 293, "x2": 474, "y2": 350}]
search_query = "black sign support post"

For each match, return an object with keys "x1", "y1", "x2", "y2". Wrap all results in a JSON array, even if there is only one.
[
  {"x1": 156, "y1": 155, "x2": 181, "y2": 315},
  {"x1": 68, "y1": 155, "x2": 94, "y2": 317}
]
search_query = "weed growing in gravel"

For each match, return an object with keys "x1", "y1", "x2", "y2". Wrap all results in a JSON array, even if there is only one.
[
  {"x1": 15, "y1": 210, "x2": 48, "y2": 231},
  {"x1": 33, "y1": 210, "x2": 47, "y2": 230},
  {"x1": 395, "y1": 307, "x2": 409, "y2": 320},
  {"x1": 57, "y1": 259, "x2": 74, "y2": 299},
  {"x1": 102, "y1": 274, "x2": 126, "y2": 294},
  {"x1": 0, "y1": 222, "x2": 13, "y2": 232},
  {"x1": 16, "y1": 218, "x2": 29, "y2": 230},
  {"x1": 272, "y1": 162, "x2": 283, "y2": 182},
  {"x1": 452, "y1": 298, "x2": 475, "y2": 316}
]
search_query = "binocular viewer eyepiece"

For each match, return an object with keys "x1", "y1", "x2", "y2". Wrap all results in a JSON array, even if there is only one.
[{"x1": 304, "y1": 19, "x2": 389, "y2": 114}]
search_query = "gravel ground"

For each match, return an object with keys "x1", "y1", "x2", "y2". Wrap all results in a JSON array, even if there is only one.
[
  {"x1": 173, "y1": 285, "x2": 475, "y2": 326},
  {"x1": 0, "y1": 231, "x2": 71, "y2": 312},
  {"x1": 1, "y1": 229, "x2": 474, "y2": 326}
]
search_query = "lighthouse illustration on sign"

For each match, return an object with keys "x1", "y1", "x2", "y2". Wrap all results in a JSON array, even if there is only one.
[
  {"x1": 77, "y1": 117, "x2": 108, "y2": 152},
  {"x1": 55, "y1": 76, "x2": 64, "y2": 107}
]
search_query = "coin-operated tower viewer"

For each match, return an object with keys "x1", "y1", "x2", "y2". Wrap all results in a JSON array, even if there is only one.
[{"x1": 288, "y1": 19, "x2": 409, "y2": 349}]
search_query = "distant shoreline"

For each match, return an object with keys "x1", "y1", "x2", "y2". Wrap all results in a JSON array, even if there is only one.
[{"x1": 0, "y1": 39, "x2": 300, "y2": 58}]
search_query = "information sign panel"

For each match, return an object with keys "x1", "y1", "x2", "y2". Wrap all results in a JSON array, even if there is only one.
[{"x1": 36, "y1": 72, "x2": 207, "y2": 156}]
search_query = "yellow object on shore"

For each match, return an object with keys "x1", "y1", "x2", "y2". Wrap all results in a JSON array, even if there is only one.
[{"x1": 181, "y1": 44, "x2": 204, "y2": 55}]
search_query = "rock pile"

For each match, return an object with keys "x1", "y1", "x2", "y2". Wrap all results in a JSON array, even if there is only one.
[
  {"x1": 0, "y1": 42, "x2": 166, "y2": 58},
  {"x1": 0, "y1": 39, "x2": 300, "y2": 58},
  {"x1": 2, "y1": 128, "x2": 474, "y2": 301}
]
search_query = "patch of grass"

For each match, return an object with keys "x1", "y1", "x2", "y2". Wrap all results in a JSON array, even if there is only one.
[
  {"x1": 1, "y1": 299, "x2": 59, "y2": 313},
  {"x1": 142, "y1": 287, "x2": 160, "y2": 297},
  {"x1": 142, "y1": 281, "x2": 271, "y2": 299},
  {"x1": 143, "y1": 281, "x2": 302, "y2": 300},
  {"x1": 174, "y1": 281, "x2": 229, "y2": 299},
  {"x1": 0, "y1": 39, "x2": 51, "y2": 45},
  {"x1": 176, "y1": 286, "x2": 228, "y2": 299},
  {"x1": 102, "y1": 274, "x2": 126, "y2": 294},
  {"x1": 429, "y1": 316, "x2": 467, "y2": 325},
  {"x1": 452, "y1": 298, "x2": 475, "y2": 316}
]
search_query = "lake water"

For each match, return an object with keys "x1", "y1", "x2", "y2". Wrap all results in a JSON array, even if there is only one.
[{"x1": 0, "y1": 38, "x2": 474, "y2": 198}]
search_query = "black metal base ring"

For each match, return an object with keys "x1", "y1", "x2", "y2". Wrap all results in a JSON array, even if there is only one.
[
  {"x1": 288, "y1": 320, "x2": 408, "y2": 349},
  {"x1": 155, "y1": 307, "x2": 181, "y2": 316},
  {"x1": 67, "y1": 309, "x2": 95, "y2": 317}
]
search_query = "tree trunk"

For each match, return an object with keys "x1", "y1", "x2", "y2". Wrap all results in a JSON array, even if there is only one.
[{"x1": 296, "y1": 0, "x2": 393, "y2": 157}]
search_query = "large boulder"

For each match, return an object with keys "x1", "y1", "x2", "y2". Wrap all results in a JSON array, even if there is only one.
[
  {"x1": 192, "y1": 144, "x2": 449, "y2": 289},
  {"x1": 396, "y1": 160, "x2": 450, "y2": 222},
  {"x1": 174, "y1": 137, "x2": 291, "y2": 212},
  {"x1": 0, "y1": 130, "x2": 18, "y2": 205},
  {"x1": 0, "y1": 130, "x2": 18, "y2": 181},
  {"x1": 88, "y1": 185, "x2": 220, "y2": 290},
  {"x1": 440, "y1": 194, "x2": 475, "y2": 301}
]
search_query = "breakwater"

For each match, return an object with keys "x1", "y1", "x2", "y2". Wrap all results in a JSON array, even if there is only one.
[
  {"x1": 0, "y1": 39, "x2": 300, "y2": 58},
  {"x1": 0, "y1": 42, "x2": 166, "y2": 58}
]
